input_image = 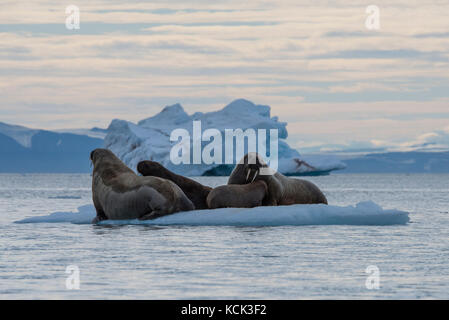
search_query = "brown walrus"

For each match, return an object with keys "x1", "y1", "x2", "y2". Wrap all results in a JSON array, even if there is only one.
[
  {"x1": 206, "y1": 180, "x2": 268, "y2": 209},
  {"x1": 90, "y1": 149, "x2": 194, "y2": 223},
  {"x1": 137, "y1": 160, "x2": 212, "y2": 210},
  {"x1": 228, "y1": 153, "x2": 328, "y2": 206}
]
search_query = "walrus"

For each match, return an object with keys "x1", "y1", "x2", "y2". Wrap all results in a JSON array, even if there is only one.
[
  {"x1": 228, "y1": 153, "x2": 328, "y2": 205},
  {"x1": 137, "y1": 160, "x2": 212, "y2": 210},
  {"x1": 207, "y1": 180, "x2": 268, "y2": 209},
  {"x1": 90, "y1": 148, "x2": 194, "y2": 223}
]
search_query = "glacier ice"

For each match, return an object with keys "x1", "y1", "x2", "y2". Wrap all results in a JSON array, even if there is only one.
[{"x1": 104, "y1": 99, "x2": 346, "y2": 176}]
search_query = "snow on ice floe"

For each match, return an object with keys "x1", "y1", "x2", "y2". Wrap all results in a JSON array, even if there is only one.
[
  {"x1": 104, "y1": 99, "x2": 346, "y2": 176},
  {"x1": 15, "y1": 201, "x2": 410, "y2": 226}
]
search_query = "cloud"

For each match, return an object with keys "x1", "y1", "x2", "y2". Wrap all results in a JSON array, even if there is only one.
[
  {"x1": 309, "y1": 49, "x2": 449, "y2": 62},
  {"x1": 0, "y1": 0, "x2": 448, "y2": 152}
]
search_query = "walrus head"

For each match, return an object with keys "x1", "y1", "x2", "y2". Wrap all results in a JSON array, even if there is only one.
[
  {"x1": 228, "y1": 152, "x2": 269, "y2": 184},
  {"x1": 137, "y1": 160, "x2": 171, "y2": 179},
  {"x1": 89, "y1": 148, "x2": 134, "y2": 179},
  {"x1": 90, "y1": 148, "x2": 115, "y2": 167}
]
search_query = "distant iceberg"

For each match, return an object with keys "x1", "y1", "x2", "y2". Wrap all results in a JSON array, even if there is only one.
[
  {"x1": 15, "y1": 201, "x2": 410, "y2": 226},
  {"x1": 104, "y1": 99, "x2": 346, "y2": 176}
]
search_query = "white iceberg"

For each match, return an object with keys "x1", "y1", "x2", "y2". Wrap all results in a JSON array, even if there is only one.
[
  {"x1": 104, "y1": 99, "x2": 346, "y2": 176},
  {"x1": 15, "y1": 201, "x2": 410, "y2": 226}
]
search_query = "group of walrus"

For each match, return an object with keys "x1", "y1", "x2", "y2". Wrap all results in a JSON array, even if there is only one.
[{"x1": 90, "y1": 148, "x2": 328, "y2": 223}]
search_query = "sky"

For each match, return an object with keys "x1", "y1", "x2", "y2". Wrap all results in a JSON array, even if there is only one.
[{"x1": 1, "y1": 0, "x2": 449, "y2": 154}]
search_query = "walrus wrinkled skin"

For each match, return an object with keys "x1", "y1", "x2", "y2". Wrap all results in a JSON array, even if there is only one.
[
  {"x1": 90, "y1": 149, "x2": 194, "y2": 223},
  {"x1": 137, "y1": 160, "x2": 212, "y2": 210},
  {"x1": 207, "y1": 180, "x2": 268, "y2": 209},
  {"x1": 228, "y1": 153, "x2": 328, "y2": 206}
]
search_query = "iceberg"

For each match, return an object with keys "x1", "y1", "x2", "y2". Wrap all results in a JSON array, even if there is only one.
[
  {"x1": 104, "y1": 99, "x2": 346, "y2": 176},
  {"x1": 15, "y1": 201, "x2": 410, "y2": 226}
]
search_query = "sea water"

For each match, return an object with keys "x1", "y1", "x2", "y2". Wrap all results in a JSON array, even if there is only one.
[{"x1": 0, "y1": 174, "x2": 448, "y2": 299}]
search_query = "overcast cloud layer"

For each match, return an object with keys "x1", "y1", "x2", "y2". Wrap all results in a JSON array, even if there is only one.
[{"x1": 1, "y1": 0, "x2": 448, "y2": 152}]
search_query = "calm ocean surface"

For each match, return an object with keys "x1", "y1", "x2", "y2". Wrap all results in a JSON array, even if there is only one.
[{"x1": 0, "y1": 173, "x2": 448, "y2": 299}]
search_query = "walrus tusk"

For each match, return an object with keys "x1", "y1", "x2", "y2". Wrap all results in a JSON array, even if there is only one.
[
  {"x1": 250, "y1": 168, "x2": 259, "y2": 183},
  {"x1": 246, "y1": 169, "x2": 252, "y2": 182}
]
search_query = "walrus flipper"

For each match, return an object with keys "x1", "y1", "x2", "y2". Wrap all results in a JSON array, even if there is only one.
[
  {"x1": 138, "y1": 194, "x2": 169, "y2": 221},
  {"x1": 92, "y1": 215, "x2": 107, "y2": 224},
  {"x1": 138, "y1": 209, "x2": 165, "y2": 221},
  {"x1": 92, "y1": 203, "x2": 108, "y2": 224}
]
